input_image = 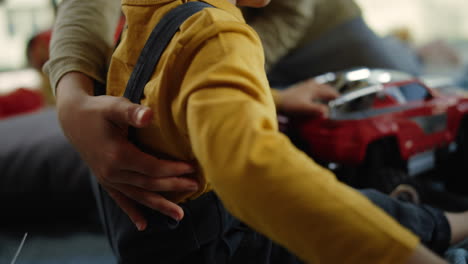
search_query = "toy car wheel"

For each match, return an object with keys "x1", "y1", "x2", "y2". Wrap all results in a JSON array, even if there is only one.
[
  {"x1": 359, "y1": 140, "x2": 408, "y2": 193},
  {"x1": 457, "y1": 118, "x2": 468, "y2": 165},
  {"x1": 362, "y1": 167, "x2": 410, "y2": 194},
  {"x1": 446, "y1": 118, "x2": 468, "y2": 194}
]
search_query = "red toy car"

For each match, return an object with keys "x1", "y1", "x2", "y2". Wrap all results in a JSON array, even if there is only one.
[{"x1": 295, "y1": 69, "x2": 468, "y2": 193}]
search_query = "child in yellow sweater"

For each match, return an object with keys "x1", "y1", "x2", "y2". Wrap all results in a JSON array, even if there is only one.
[{"x1": 99, "y1": 0, "x2": 447, "y2": 263}]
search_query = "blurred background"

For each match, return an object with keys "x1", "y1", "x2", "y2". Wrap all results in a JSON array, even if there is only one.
[
  {"x1": 0, "y1": 0, "x2": 468, "y2": 93},
  {"x1": 0, "y1": 0, "x2": 55, "y2": 71},
  {"x1": 1, "y1": 0, "x2": 468, "y2": 263},
  {"x1": 0, "y1": 0, "x2": 468, "y2": 92},
  {"x1": 359, "y1": 0, "x2": 468, "y2": 44},
  {"x1": 357, "y1": 0, "x2": 468, "y2": 77}
]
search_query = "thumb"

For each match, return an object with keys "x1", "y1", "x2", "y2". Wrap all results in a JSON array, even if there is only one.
[{"x1": 104, "y1": 97, "x2": 153, "y2": 128}]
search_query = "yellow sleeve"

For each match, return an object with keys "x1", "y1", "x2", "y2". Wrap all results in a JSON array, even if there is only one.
[
  {"x1": 184, "y1": 26, "x2": 419, "y2": 264},
  {"x1": 270, "y1": 88, "x2": 282, "y2": 106}
]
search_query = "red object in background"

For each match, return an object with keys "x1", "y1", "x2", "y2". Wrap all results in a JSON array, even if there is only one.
[{"x1": 0, "y1": 88, "x2": 44, "y2": 119}]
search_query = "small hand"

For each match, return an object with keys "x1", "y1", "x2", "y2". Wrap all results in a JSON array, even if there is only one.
[
  {"x1": 56, "y1": 72, "x2": 199, "y2": 231},
  {"x1": 276, "y1": 78, "x2": 339, "y2": 117}
]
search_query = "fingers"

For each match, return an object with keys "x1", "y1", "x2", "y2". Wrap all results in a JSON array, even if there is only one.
[
  {"x1": 119, "y1": 141, "x2": 196, "y2": 177},
  {"x1": 115, "y1": 183, "x2": 185, "y2": 221},
  {"x1": 302, "y1": 79, "x2": 339, "y2": 101},
  {"x1": 106, "y1": 187, "x2": 148, "y2": 231},
  {"x1": 313, "y1": 84, "x2": 340, "y2": 101},
  {"x1": 111, "y1": 170, "x2": 199, "y2": 192},
  {"x1": 299, "y1": 101, "x2": 329, "y2": 117},
  {"x1": 295, "y1": 79, "x2": 338, "y2": 116},
  {"x1": 102, "y1": 97, "x2": 153, "y2": 128}
]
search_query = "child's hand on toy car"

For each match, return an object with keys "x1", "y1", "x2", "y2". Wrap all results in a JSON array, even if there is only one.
[{"x1": 276, "y1": 78, "x2": 339, "y2": 117}]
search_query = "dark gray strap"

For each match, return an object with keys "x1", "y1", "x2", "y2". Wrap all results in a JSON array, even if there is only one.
[
  {"x1": 122, "y1": 1, "x2": 213, "y2": 144},
  {"x1": 123, "y1": 1, "x2": 213, "y2": 103}
]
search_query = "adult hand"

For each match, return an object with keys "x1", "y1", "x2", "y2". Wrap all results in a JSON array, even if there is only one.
[
  {"x1": 275, "y1": 78, "x2": 339, "y2": 117},
  {"x1": 55, "y1": 72, "x2": 198, "y2": 231}
]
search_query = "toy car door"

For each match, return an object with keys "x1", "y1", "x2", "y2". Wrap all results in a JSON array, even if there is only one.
[{"x1": 393, "y1": 81, "x2": 448, "y2": 158}]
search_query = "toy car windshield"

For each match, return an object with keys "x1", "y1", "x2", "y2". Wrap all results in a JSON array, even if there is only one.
[
  {"x1": 327, "y1": 84, "x2": 385, "y2": 119},
  {"x1": 327, "y1": 82, "x2": 428, "y2": 120},
  {"x1": 314, "y1": 67, "x2": 413, "y2": 94}
]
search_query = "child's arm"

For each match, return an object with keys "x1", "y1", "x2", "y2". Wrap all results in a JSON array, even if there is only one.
[{"x1": 182, "y1": 25, "x2": 419, "y2": 264}]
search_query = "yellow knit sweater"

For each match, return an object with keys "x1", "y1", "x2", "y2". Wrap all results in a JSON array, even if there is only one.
[{"x1": 106, "y1": 0, "x2": 419, "y2": 263}]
